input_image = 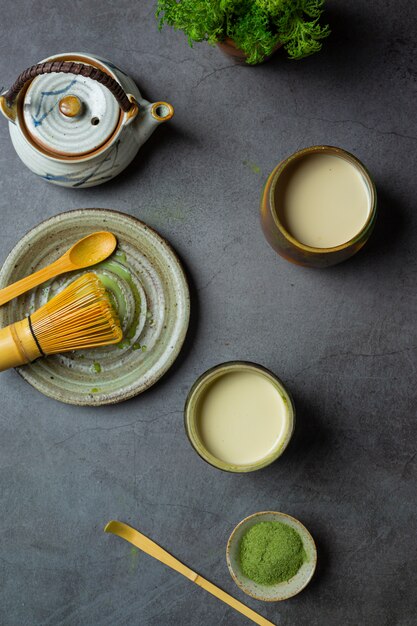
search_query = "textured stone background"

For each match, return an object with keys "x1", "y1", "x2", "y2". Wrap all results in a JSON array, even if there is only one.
[{"x1": 0, "y1": 1, "x2": 416, "y2": 624}]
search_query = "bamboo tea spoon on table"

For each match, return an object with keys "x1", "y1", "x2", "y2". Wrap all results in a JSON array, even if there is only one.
[
  {"x1": 104, "y1": 520, "x2": 276, "y2": 626},
  {"x1": 0, "y1": 232, "x2": 117, "y2": 306}
]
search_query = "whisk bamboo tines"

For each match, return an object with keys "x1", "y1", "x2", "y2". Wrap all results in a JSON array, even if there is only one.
[{"x1": 0, "y1": 273, "x2": 123, "y2": 372}]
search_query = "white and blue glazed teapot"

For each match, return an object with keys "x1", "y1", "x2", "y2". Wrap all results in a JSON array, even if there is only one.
[{"x1": 0, "y1": 52, "x2": 174, "y2": 188}]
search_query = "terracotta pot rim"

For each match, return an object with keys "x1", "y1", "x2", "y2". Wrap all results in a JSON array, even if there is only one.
[{"x1": 216, "y1": 36, "x2": 282, "y2": 63}]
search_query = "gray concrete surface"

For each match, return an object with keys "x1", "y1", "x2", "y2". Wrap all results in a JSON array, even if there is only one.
[{"x1": 0, "y1": 1, "x2": 416, "y2": 625}]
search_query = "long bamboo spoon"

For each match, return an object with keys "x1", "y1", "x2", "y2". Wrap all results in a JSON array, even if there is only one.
[
  {"x1": 104, "y1": 520, "x2": 276, "y2": 626},
  {"x1": 0, "y1": 231, "x2": 117, "y2": 306}
]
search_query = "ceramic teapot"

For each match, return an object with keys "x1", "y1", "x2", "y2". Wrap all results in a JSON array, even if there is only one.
[{"x1": 0, "y1": 52, "x2": 174, "y2": 188}]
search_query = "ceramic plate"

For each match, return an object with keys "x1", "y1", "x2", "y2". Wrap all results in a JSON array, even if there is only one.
[
  {"x1": 226, "y1": 511, "x2": 317, "y2": 601},
  {"x1": 0, "y1": 209, "x2": 190, "y2": 405}
]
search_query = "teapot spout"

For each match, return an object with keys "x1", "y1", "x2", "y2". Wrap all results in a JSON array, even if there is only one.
[
  {"x1": 133, "y1": 100, "x2": 174, "y2": 145},
  {"x1": 148, "y1": 101, "x2": 175, "y2": 125}
]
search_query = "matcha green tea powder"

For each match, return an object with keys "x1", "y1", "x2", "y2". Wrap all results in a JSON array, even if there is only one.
[{"x1": 239, "y1": 521, "x2": 306, "y2": 585}]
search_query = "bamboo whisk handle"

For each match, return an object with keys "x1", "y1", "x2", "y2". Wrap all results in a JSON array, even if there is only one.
[{"x1": 0, "y1": 319, "x2": 42, "y2": 372}]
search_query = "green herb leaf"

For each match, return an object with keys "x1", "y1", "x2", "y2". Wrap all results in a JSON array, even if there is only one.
[{"x1": 156, "y1": 0, "x2": 329, "y2": 63}]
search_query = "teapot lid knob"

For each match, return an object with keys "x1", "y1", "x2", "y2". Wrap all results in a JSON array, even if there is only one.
[{"x1": 59, "y1": 95, "x2": 83, "y2": 118}]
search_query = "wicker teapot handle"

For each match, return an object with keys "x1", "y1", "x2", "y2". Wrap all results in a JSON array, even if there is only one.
[{"x1": 3, "y1": 60, "x2": 134, "y2": 113}]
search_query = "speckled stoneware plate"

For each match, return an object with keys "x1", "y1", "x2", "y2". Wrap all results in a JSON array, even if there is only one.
[
  {"x1": 0, "y1": 209, "x2": 190, "y2": 405},
  {"x1": 226, "y1": 511, "x2": 317, "y2": 601}
]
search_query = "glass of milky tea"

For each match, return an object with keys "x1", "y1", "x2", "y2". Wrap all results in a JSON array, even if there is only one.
[{"x1": 260, "y1": 145, "x2": 377, "y2": 268}]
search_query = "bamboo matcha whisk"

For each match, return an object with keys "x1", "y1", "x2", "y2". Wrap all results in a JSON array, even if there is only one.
[{"x1": 0, "y1": 273, "x2": 123, "y2": 372}]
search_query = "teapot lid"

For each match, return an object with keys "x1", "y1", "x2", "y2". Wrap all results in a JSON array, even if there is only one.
[{"x1": 22, "y1": 68, "x2": 121, "y2": 156}]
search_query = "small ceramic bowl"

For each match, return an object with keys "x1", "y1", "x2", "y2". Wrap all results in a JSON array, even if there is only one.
[
  {"x1": 260, "y1": 145, "x2": 377, "y2": 268},
  {"x1": 184, "y1": 361, "x2": 295, "y2": 473},
  {"x1": 226, "y1": 511, "x2": 317, "y2": 601}
]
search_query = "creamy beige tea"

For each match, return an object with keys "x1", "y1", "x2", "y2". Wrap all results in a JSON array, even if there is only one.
[
  {"x1": 196, "y1": 370, "x2": 290, "y2": 466},
  {"x1": 275, "y1": 153, "x2": 371, "y2": 248}
]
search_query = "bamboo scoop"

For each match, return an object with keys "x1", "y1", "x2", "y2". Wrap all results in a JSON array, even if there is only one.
[
  {"x1": 0, "y1": 231, "x2": 117, "y2": 306},
  {"x1": 104, "y1": 520, "x2": 276, "y2": 626}
]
